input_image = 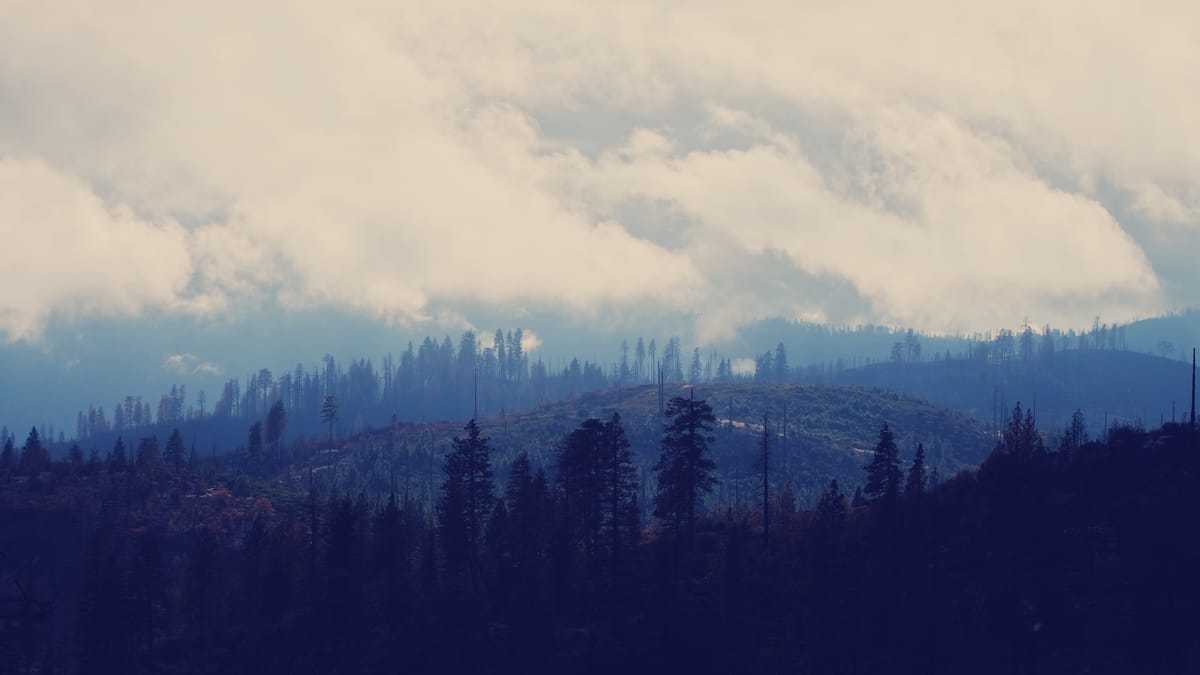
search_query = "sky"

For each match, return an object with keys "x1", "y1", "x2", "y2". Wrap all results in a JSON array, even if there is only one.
[{"x1": 2, "y1": 1, "x2": 1198, "y2": 351}]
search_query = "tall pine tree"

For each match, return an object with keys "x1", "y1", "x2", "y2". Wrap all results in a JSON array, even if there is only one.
[
  {"x1": 864, "y1": 422, "x2": 902, "y2": 504},
  {"x1": 439, "y1": 419, "x2": 495, "y2": 590},
  {"x1": 654, "y1": 393, "x2": 717, "y2": 545}
]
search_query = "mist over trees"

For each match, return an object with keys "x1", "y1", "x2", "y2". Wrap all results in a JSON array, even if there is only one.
[{"x1": 0, "y1": 314, "x2": 1189, "y2": 470}]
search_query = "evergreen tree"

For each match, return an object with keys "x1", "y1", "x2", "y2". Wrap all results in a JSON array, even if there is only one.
[
  {"x1": 1058, "y1": 409, "x2": 1088, "y2": 454},
  {"x1": 504, "y1": 452, "x2": 545, "y2": 572},
  {"x1": 689, "y1": 347, "x2": 703, "y2": 382},
  {"x1": 109, "y1": 436, "x2": 128, "y2": 470},
  {"x1": 265, "y1": 400, "x2": 287, "y2": 460},
  {"x1": 321, "y1": 492, "x2": 369, "y2": 627},
  {"x1": 494, "y1": 329, "x2": 507, "y2": 382},
  {"x1": 601, "y1": 413, "x2": 638, "y2": 572},
  {"x1": 774, "y1": 342, "x2": 789, "y2": 382},
  {"x1": 164, "y1": 428, "x2": 185, "y2": 475},
  {"x1": 817, "y1": 479, "x2": 846, "y2": 530},
  {"x1": 654, "y1": 393, "x2": 718, "y2": 544},
  {"x1": 904, "y1": 443, "x2": 926, "y2": 501},
  {"x1": 755, "y1": 351, "x2": 774, "y2": 382},
  {"x1": 1, "y1": 435, "x2": 16, "y2": 471},
  {"x1": 372, "y1": 491, "x2": 407, "y2": 627},
  {"x1": 556, "y1": 414, "x2": 636, "y2": 574},
  {"x1": 1001, "y1": 403, "x2": 1043, "y2": 458},
  {"x1": 320, "y1": 395, "x2": 339, "y2": 445},
  {"x1": 439, "y1": 419, "x2": 495, "y2": 588},
  {"x1": 511, "y1": 328, "x2": 525, "y2": 381},
  {"x1": 136, "y1": 436, "x2": 160, "y2": 473},
  {"x1": 19, "y1": 426, "x2": 47, "y2": 472},
  {"x1": 247, "y1": 422, "x2": 264, "y2": 465},
  {"x1": 68, "y1": 442, "x2": 85, "y2": 469},
  {"x1": 863, "y1": 422, "x2": 902, "y2": 504},
  {"x1": 635, "y1": 337, "x2": 646, "y2": 382},
  {"x1": 557, "y1": 418, "x2": 606, "y2": 566}
]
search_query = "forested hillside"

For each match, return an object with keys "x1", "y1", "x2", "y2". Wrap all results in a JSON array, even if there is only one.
[
  {"x1": 829, "y1": 348, "x2": 1192, "y2": 433},
  {"x1": 319, "y1": 382, "x2": 992, "y2": 512},
  {"x1": 6, "y1": 313, "x2": 1195, "y2": 457},
  {"x1": 2, "y1": 393, "x2": 1197, "y2": 673}
]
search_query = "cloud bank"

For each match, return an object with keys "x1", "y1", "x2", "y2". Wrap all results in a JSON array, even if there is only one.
[{"x1": 2, "y1": 0, "x2": 1194, "y2": 342}]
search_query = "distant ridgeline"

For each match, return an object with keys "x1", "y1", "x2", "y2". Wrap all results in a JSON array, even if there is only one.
[
  {"x1": 3, "y1": 313, "x2": 1195, "y2": 461},
  {"x1": 829, "y1": 348, "x2": 1193, "y2": 439}
]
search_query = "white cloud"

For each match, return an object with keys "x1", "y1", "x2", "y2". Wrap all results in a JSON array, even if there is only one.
[
  {"x1": 2, "y1": 0, "x2": 1195, "y2": 341},
  {"x1": 1132, "y1": 183, "x2": 1198, "y2": 226},
  {"x1": 578, "y1": 107, "x2": 1162, "y2": 331},
  {"x1": 520, "y1": 329, "x2": 543, "y2": 353},
  {"x1": 163, "y1": 353, "x2": 193, "y2": 376},
  {"x1": 163, "y1": 352, "x2": 223, "y2": 377},
  {"x1": 0, "y1": 157, "x2": 193, "y2": 341},
  {"x1": 193, "y1": 362, "x2": 224, "y2": 377}
]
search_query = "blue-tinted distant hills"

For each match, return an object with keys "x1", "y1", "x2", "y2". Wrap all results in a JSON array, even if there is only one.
[
  {"x1": 1, "y1": 307, "x2": 1196, "y2": 445},
  {"x1": 828, "y1": 348, "x2": 1193, "y2": 438}
]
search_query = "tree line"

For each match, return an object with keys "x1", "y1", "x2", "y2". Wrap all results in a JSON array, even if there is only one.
[
  {"x1": 0, "y1": 316, "x2": 1152, "y2": 452},
  {"x1": 56, "y1": 331, "x2": 752, "y2": 450},
  {"x1": 4, "y1": 385, "x2": 1197, "y2": 673}
]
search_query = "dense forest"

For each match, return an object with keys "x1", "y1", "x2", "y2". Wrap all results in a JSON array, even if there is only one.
[
  {"x1": 5, "y1": 316, "x2": 1190, "y2": 461},
  {"x1": 2, "y1": 387, "x2": 1197, "y2": 673}
]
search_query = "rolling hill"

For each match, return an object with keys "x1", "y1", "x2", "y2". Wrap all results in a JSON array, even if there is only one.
[
  {"x1": 828, "y1": 349, "x2": 1194, "y2": 436},
  {"x1": 330, "y1": 382, "x2": 994, "y2": 509}
]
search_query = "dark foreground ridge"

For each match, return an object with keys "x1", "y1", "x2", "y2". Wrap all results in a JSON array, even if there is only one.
[{"x1": 1, "y1": 401, "x2": 1198, "y2": 674}]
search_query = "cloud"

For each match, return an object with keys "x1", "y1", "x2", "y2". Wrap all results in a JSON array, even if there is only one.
[
  {"x1": 1132, "y1": 183, "x2": 1198, "y2": 226},
  {"x1": 163, "y1": 354, "x2": 192, "y2": 376},
  {"x1": 193, "y1": 362, "x2": 225, "y2": 377},
  {"x1": 0, "y1": 157, "x2": 193, "y2": 341},
  {"x1": 164, "y1": 353, "x2": 223, "y2": 377},
  {"x1": 1, "y1": 0, "x2": 1195, "y2": 341},
  {"x1": 578, "y1": 107, "x2": 1162, "y2": 332},
  {"x1": 520, "y1": 330, "x2": 543, "y2": 354}
]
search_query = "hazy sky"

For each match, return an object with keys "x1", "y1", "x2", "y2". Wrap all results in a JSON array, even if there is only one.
[{"x1": 2, "y1": 1, "x2": 1197, "y2": 344}]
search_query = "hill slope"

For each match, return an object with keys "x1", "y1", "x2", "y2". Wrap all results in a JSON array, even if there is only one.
[
  {"x1": 338, "y1": 382, "x2": 993, "y2": 508},
  {"x1": 829, "y1": 349, "x2": 1193, "y2": 435}
]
